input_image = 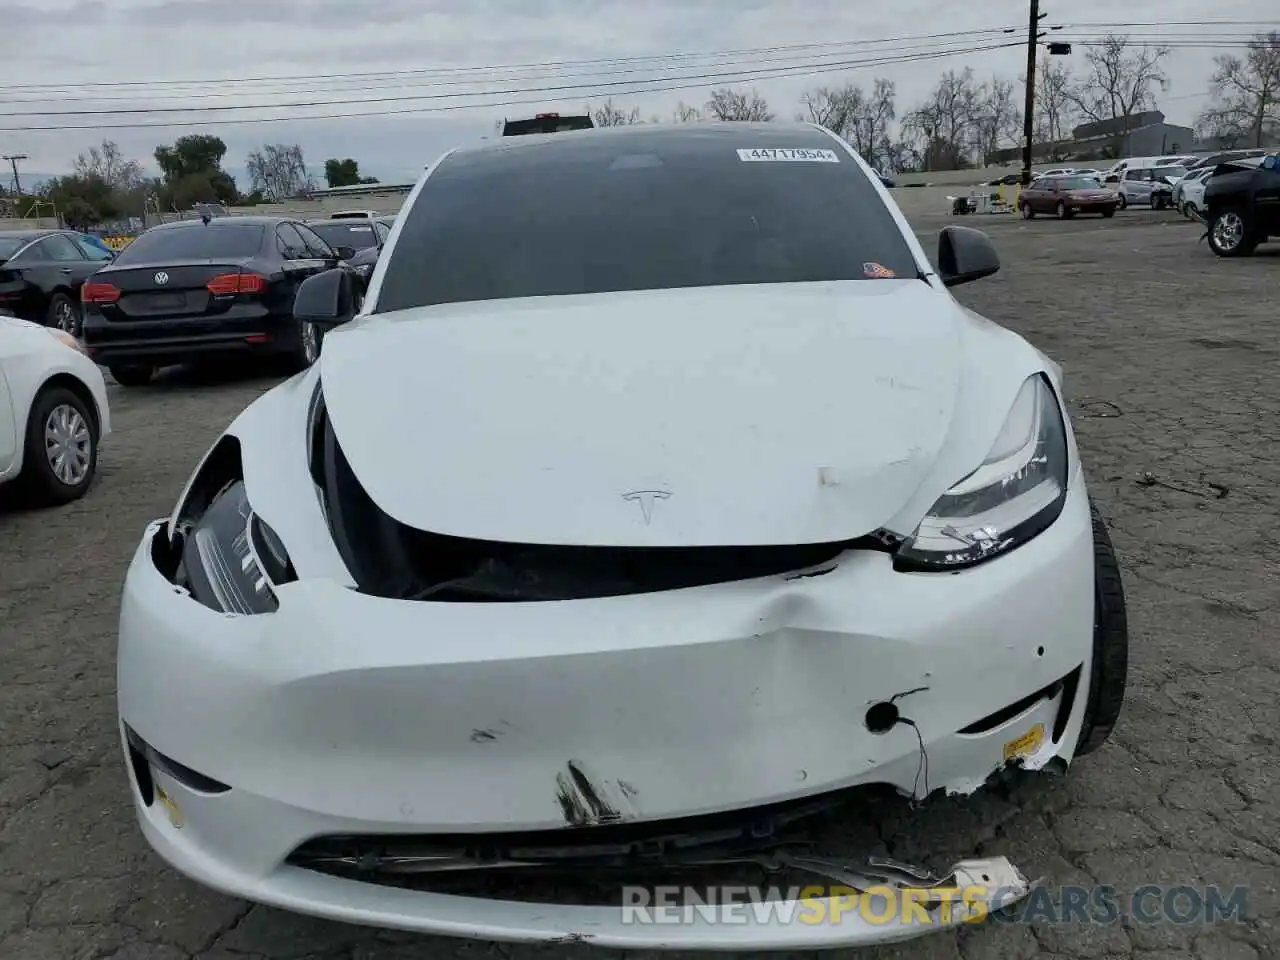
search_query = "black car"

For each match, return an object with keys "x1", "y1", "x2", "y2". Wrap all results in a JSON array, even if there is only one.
[
  {"x1": 80, "y1": 216, "x2": 359, "y2": 386},
  {"x1": 304, "y1": 218, "x2": 390, "y2": 282},
  {"x1": 1203, "y1": 154, "x2": 1280, "y2": 258},
  {"x1": 0, "y1": 229, "x2": 115, "y2": 333},
  {"x1": 1185, "y1": 149, "x2": 1269, "y2": 173}
]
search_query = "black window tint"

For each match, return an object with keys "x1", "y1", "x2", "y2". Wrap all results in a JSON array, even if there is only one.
[
  {"x1": 40, "y1": 234, "x2": 87, "y2": 261},
  {"x1": 0, "y1": 238, "x2": 27, "y2": 259},
  {"x1": 276, "y1": 224, "x2": 308, "y2": 259},
  {"x1": 113, "y1": 223, "x2": 264, "y2": 263},
  {"x1": 305, "y1": 221, "x2": 377, "y2": 251},
  {"x1": 294, "y1": 223, "x2": 335, "y2": 258},
  {"x1": 375, "y1": 133, "x2": 919, "y2": 312}
]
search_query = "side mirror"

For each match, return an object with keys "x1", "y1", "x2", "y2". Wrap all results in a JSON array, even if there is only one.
[
  {"x1": 294, "y1": 268, "x2": 359, "y2": 328},
  {"x1": 937, "y1": 225, "x2": 1000, "y2": 288},
  {"x1": 333, "y1": 245, "x2": 357, "y2": 261}
]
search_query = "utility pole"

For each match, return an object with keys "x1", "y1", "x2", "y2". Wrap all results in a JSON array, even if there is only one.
[
  {"x1": 1021, "y1": 0, "x2": 1044, "y2": 186},
  {"x1": 2, "y1": 154, "x2": 28, "y2": 196}
]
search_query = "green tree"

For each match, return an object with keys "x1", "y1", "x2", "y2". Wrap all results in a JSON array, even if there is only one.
[
  {"x1": 40, "y1": 173, "x2": 120, "y2": 226},
  {"x1": 154, "y1": 134, "x2": 229, "y2": 182},
  {"x1": 324, "y1": 157, "x2": 360, "y2": 187}
]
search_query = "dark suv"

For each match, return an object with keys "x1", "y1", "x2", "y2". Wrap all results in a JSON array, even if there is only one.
[{"x1": 1203, "y1": 154, "x2": 1280, "y2": 257}]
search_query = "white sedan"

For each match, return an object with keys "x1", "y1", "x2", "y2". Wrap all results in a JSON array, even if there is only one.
[
  {"x1": 0, "y1": 312, "x2": 110, "y2": 504},
  {"x1": 116, "y1": 123, "x2": 1129, "y2": 951}
]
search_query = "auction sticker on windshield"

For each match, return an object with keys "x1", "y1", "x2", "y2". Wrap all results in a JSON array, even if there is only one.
[{"x1": 737, "y1": 148, "x2": 840, "y2": 162}]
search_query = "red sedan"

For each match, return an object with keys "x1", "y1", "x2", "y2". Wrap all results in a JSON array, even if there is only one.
[{"x1": 1019, "y1": 176, "x2": 1119, "y2": 219}]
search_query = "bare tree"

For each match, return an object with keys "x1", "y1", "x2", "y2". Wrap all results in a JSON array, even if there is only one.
[
  {"x1": 1032, "y1": 59, "x2": 1078, "y2": 156},
  {"x1": 592, "y1": 98, "x2": 642, "y2": 126},
  {"x1": 705, "y1": 87, "x2": 773, "y2": 122},
  {"x1": 246, "y1": 144, "x2": 312, "y2": 201},
  {"x1": 904, "y1": 68, "x2": 980, "y2": 170},
  {"x1": 73, "y1": 140, "x2": 145, "y2": 191},
  {"x1": 1196, "y1": 31, "x2": 1280, "y2": 148},
  {"x1": 798, "y1": 83, "x2": 866, "y2": 141},
  {"x1": 1065, "y1": 35, "x2": 1171, "y2": 143},
  {"x1": 672, "y1": 101, "x2": 702, "y2": 123},
  {"x1": 861, "y1": 78, "x2": 898, "y2": 169},
  {"x1": 970, "y1": 76, "x2": 1020, "y2": 163}
]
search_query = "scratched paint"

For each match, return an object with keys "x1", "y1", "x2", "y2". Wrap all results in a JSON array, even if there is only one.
[{"x1": 554, "y1": 761, "x2": 625, "y2": 826}]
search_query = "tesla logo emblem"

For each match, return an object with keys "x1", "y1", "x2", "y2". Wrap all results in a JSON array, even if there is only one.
[
  {"x1": 154, "y1": 272, "x2": 169, "y2": 285},
  {"x1": 622, "y1": 490, "x2": 670, "y2": 525}
]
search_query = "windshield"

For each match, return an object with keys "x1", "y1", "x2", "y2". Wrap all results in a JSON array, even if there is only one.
[
  {"x1": 0, "y1": 237, "x2": 30, "y2": 259},
  {"x1": 112, "y1": 223, "x2": 265, "y2": 263},
  {"x1": 375, "y1": 131, "x2": 919, "y2": 312},
  {"x1": 307, "y1": 221, "x2": 380, "y2": 250},
  {"x1": 1056, "y1": 178, "x2": 1100, "y2": 190}
]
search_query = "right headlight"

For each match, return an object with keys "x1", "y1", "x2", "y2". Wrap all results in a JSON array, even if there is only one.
[
  {"x1": 894, "y1": 374, "x2": 1069, "y2": 572},
  {"x1": 178, "y1": 479, "x2": 294, "y2": 614}
]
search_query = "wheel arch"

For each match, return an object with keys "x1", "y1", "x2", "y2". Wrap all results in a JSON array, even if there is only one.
[{"x1": 34, "y1": 372, "x2": 101, "y2": 437}]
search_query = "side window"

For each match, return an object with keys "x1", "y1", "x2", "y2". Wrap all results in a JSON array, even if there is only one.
[
  {"x1": 375, "y1": 222, "x2": 390, "y2": 243},
  {"x1": 72, "y1": 236, "x2": 113, "y2": 261},
  {"x1": 276, "y1": 224, "x2": 308, "y2": 259},
  {"x1": 293, "y1": 223, "x2": 334, "y2": 259},
  {"x1": 40, "y1": 234, "x2": 87, "y2": 262}
]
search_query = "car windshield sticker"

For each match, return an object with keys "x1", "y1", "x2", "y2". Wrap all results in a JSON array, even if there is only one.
[
  {"x1": 736, "y1": 148, "x2": 840, "y2": 163},
  {"x1": 863, "y1": 262, "x2": 897, "y2": 279}
]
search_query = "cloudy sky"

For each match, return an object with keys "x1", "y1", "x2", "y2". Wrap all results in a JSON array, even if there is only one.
[{"x1": 0, "y1": 0, "x2": 1271, "y2": 185}]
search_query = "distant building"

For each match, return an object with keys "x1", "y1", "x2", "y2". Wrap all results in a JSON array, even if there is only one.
[{"x1": 989, "y1": 110, "x2": 1196, "y2": 164}]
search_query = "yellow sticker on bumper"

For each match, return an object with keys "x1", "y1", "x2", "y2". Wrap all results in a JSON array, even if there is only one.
[
  {"x1": 1002, "y1": 723, "x2": 1045, "y2": 762},
  {"x1": 155, "y1": 785, "x2": 185, "y2": 829}
]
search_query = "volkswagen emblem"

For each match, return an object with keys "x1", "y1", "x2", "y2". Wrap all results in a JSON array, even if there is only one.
[
  {"x1": 622, "y1": 490, "x2": 671, "y2": 525},
  {"x1": 154, "y1": 271, "x2": 169, "y2": 285}
]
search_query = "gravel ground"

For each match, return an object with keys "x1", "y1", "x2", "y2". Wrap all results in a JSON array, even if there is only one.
[{"x1": 2, "y1": 208, "x2": 1278, "y2": 960}]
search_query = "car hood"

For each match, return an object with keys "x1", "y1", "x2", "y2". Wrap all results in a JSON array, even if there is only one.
[{"x1": 317, "y1": 281, "x2": 977, "y2": 547}]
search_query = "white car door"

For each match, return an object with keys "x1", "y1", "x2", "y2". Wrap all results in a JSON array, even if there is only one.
[{"x1": 0, "y1": 363, "x2": 16, "y2": 477}]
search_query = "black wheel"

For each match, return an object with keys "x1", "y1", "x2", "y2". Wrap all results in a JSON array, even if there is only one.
[
  {"x1": 1117, "y1": 193, "x2": 1128, "y2": 210},
  {"x1": 19, "y1": 384, "x2": 99, "y2": 505},
  {"x1": 1153, "y1": 195, "x2": 1167, "y2": 211},
  {"x1": 1075, "y1": 502, "x2": 1129, "y2": 756},
  {"x1": 1101, "y1": 207, "x2": 1116, "y2": 218},
  {"x1": 109, "y1": 364, "x2": 154, "y2": 387},
  {"x1": 1020, "y1": 202, "x2": 1035, "y2": 220},
  {"x1": 46, "y1": 292, "x2": 80, "y2": 336},
  {"x1": 1207, "y1": 207, "x2": 1259, "y2": 258}
]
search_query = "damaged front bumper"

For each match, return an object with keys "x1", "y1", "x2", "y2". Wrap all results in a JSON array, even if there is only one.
[{"x1": 116, "y1": 470, "x2": 1093, "y2": 947}]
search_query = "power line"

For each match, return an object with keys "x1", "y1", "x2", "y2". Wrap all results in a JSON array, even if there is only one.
[
  {"x1": 2, "y1": 40, "x2": 1024, "y2": 117},
  {"x1": 1, "y1": 38, "x2": 1026, "y2": 107},
  {"x1": 0, "y1": 40, "x2": 1024, "y2": 133},
  {"x1": 0, "y1": 27, "x2": 1023, "y2": 94}
]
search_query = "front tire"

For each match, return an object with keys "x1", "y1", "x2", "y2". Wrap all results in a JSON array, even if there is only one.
[
  {"x1": 1075, "y1": 502, "x2": 1129, "y2": 756},
  {"x1": 1020, "y1": 202, "x2": 1035, "y2": 220},
  {"x1": 1101, "y1": 207, "x2": 1116, "y2": 218},
  {"x1": 19, "y1": 385, "x2": 99, "y2": 505},
  {"x1": 1207, "y1": 207, "x2": 1259, "y2": 257},
  {"x1": 1055, "y1": 201, "x2": 1067, "y2": 219},
  {"x1": 1117, "y1": 193, "x2": 1128, "y2": 210}
]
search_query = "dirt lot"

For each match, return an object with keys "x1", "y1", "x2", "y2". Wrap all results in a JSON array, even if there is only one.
[{"x1": 2, "y1": 209, "x2": 1278, "y2": 960}]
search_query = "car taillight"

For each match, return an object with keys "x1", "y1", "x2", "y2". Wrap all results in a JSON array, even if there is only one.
[
  {"x1": 82, "y1": 282, "x2": 121, "y2": 304},
  {"x1": 207, "y1": 273, "x2": 268, "y2": 295}
]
